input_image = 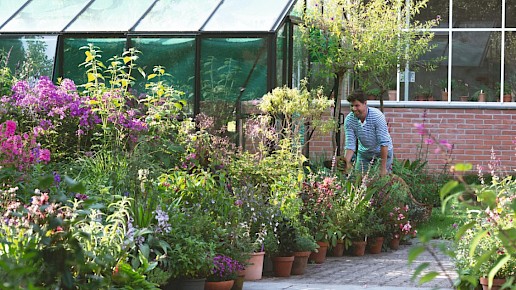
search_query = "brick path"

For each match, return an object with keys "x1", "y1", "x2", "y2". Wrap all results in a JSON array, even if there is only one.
[{"x1": 244, "y1": 239, "x2": 457, "y2": 290}]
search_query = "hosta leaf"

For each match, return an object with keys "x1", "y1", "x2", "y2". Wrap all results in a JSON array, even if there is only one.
[
  {"x1": 488, "y1": 255, "x2": 510, "y2": 287},
  {"x1": 411, "y1": 262, "x2": 429, "y2": 281},
  {"x1": 455, "y1": 221, "x2": 476, "y2": 241},
  {"x1": 419, "y1": 272, "x2": 439, "y2": 284},
  {"x1": 408, "y1": 245, "x2": 425, "y2": 264},
  {"x1": 469, "y1": 229, "x2": 488, "y2": 258},
  {"x1": 454, "y1": 163, "x2": 473, "y2": 172},
  {"x1": 478, "y1": 189, "x2": 496, "y2": 207}
]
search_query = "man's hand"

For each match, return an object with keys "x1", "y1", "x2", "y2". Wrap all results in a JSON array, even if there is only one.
[
  {"x1": 345, "y1": 161, "x2": 353, "y2": 174},
  {"x1": 380, "y1": 167, "x2": 387, "y2": 177}
]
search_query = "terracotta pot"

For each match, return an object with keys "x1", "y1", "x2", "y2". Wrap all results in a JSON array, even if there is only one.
[
  {"x1": 271, "y1": 256, "x2": 294, "y2": 277},
  {"x1": 367, "y1": 237, "x2": 384, "y2": 254},
  {"x1": 230, "y1": 272, "x2": 245, "y2": 290},
  {"x1": 503, "y1": 94, "x2": 512, "y2": 102},
  {"x1": 332, "y1": 241, "x2": 345, "y2": 257},
  {"x1": 479, "y1": 277, "x2": 506, "y2": 290},
  {"x1": 204, "y1": 280, "x2": 234, "y2": 290},
  {"x1": 388, "y1": 90, "x2": 397, "y2": 101},
  {"x1": 309, "y1": 241, "x2": 329, "y2": 264},
  {"x1": 169, "y1": 278, "x2": 206, "y2": 290},
  {"x1": 291, "y1": 251, "x2": 311, "y2": 275},
  {"x1": 244, "y1": 252, "x2": 265, "y2": 281},
  {"x1": 460, "y1": 95, "x2": 469, "y2": 102},
  {"x1": 389, "y1": 237, "x2": 400, "y2": 250},
  {"x1": 478, "y1": 93, "x2": 486, "y2": 102},
  {"x1": 441, "y1": 91, "x2": 448, "y2": 101},
  {"x1": 352, "y1": 240, "x2": 366, "y2": 256}
]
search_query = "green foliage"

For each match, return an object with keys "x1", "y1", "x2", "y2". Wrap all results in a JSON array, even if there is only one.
[
  {"x1": 392, "y1": 158, "x2": 448, "y2": 209},
  {"x1": 0, "y1": 186, "x2": 139, "y2": 289},
  {"x1": 300, "y1": 0, "x2": 440, "y2": 113},
  {"x1": 412, "y1": 157, "x2": 515, "y2": 289},
  {"x1": 293, "y1": 234, "x2": 318, "y2": 252},
  {"x1": 162, "y1": 207, "x2": 216, "y2": 280},
  {"x1": 416, "y1": 206, "x2": 468, "y2": 240},
  {"x1": 267, "y1": 216, "x2": 298, "y2": 257}
]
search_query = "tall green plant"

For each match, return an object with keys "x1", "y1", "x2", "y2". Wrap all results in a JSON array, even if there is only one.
[{"x1": 300, "y1": 0, "x2": 439, "y2": 150}]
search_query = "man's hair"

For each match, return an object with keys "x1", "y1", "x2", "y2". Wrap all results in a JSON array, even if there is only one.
[{"x1": 346, "y1": 90, "x2": 367, "y2": 103}]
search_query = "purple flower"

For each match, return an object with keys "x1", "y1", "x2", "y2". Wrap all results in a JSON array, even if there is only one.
[
  {"x1": 75, "y1": 193, "x2": 88, "y2": 201},
  {"x1": 53, "y1": 171, "x2": 61, "y2": 184}
]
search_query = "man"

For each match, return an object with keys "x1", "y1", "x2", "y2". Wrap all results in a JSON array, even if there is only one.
[{"x1": 344, "y1": 91, "x2": 393, "y2": 176}]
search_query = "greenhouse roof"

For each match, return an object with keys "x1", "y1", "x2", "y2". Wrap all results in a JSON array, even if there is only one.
[{"x1": 0, "y1": 0, "x2": 297, "y2": 33}]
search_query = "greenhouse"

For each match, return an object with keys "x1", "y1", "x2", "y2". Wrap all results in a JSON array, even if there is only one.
[
  {"x1": 0, "y1": 0, "x2": 303, "y2": 147},
  {"x1": 0, "y1": 1, "x2": 514, "y2": 289}
]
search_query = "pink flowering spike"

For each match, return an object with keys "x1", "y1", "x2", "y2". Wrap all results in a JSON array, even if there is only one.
[
  {"x1": 424, "y1": 138, "x2": 434, "y2": 145},
  {"x1": 439, "y1": 139, "x2": 453, "y2": 151},
  {"x1": 413, "y1": 123, "x2": 426, "y2": 135}
]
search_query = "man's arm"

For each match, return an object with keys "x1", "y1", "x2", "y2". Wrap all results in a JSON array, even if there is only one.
[
  {"x1": 379, "y1": 145, "x2": 388, "y2": 176},
  {"x1": 344, "y1": 148, "x2": 355, "y2": 173}
]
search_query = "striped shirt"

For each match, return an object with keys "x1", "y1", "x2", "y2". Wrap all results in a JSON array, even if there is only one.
[{"x1": 344, "y1": 106, "x2": 393, "y2": 156}]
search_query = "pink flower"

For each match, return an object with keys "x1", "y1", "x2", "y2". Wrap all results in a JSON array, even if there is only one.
[
  {"x1": 439, "y1": 139, "x2": 453, "y2": 151},
  {"x1": 424, "y1": 138, "x2": 434, "y2": 145},
  {"x1": 39, "y1": 149, "x2": 51, "y2": 162},
  {"x1": 4, "y1": 120, "x2": 17, "y2": 136},
  {"x1": 413, "y1": 123, "x2": 426, "y2": 135}
]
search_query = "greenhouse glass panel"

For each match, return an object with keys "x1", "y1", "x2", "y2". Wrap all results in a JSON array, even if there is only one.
[
  {"x1": 203, "y1": 0, "x2": 292, "y2": 31},
  {"x1": 0, "y1": 35, "x2": 57, "y2": 79},
  {"x1": 130, "y1": 37, "x2": 195, "y2": 114},
  {"x1": 66, "y1": 0, "x2": 154, "y2": 32},
  {"x1": 276, "y1": 24, "x2": 287, "y2": 86},
  {"x1": 0, "y1": 1, "x2": 29, "y2": 27},
  {"x1": 1, "y1": 0, "x2": 89, "y2": 32},
  {"x1": 200, "y1": 37, "x2": 268, "y2": 142},
  {"x1": 62, "y1": 38, "x2": 127, "y2": 85},
  {"x1": 134, "y1": 0, "x2": 221, "y2": 32},
  {"x1": 292, "y1": 25, "x2": 308, "y2": 89}
]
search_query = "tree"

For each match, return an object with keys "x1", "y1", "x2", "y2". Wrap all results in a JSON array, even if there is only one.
[{"x1": 300, "y1": 0, "x2": 440, "y2": 153}]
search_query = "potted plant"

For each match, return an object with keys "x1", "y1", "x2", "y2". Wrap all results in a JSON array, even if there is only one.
[
  {"x1": 452, "y1": 174, "x2": 515, "y2": 290},
  {"x1": 453, "y1": 79, "x2": 470, "y2": 101},
  {"x1": 265, "y1": 216, "x2": 297, "y2": 277},
  {"x1": 413, "y1": 83, "x2": 433, "y2": 101},
  {"x1": 365, "y1": 87, "x2": 382, "y2": 100},
  {"x1": 387, "y1": 79, "x2": 397, "y2": 101},
  {"x1": 438, "y1": 79, "x2": 450, "y2": 101},
  {"x1": 163, "y1": 208, "x2": 216, "y2": 290},
  {"x1": 205, "y1": 255, "x2": 245, "y2": 290},
  {"x1": 299, "y1": 174, "x2": 341, "y2": 263},
  {"x1": 365, "y1": 210, "x2": 387, "y2": 254},
  {"x1": 291, "y1": 233, "x2": 318, "y2": 275}
]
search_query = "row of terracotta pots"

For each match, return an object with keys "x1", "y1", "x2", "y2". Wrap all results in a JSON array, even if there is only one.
[{"x1": 241, "y1": 237, "x2": 402, "y2": 284}]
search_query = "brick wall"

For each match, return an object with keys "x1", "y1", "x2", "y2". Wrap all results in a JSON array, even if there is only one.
[{"x1": 308, "y1": 106, "x2": 516, "y2": 173}]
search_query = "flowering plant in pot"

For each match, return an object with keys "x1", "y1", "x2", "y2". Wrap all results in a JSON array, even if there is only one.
[
  {"x1": 299, "y1": 174, "x2": 341, "y2": 243},
  {"x1": 206, "y1": 255, "x2": 245, "y2": 282}
]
